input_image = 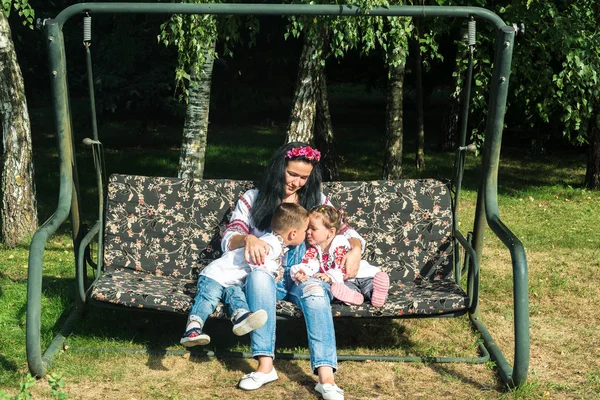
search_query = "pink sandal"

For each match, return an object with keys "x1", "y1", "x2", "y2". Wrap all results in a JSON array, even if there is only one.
[
  {"x1": 331, "y1": 282, "x2": 364, "y2": 306},
  {"x1": 370, "y1": 272, "x2": 390, "y2": 308}
]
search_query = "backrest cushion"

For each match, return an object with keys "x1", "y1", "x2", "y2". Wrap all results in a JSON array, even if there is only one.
[
  {"x1": 104, "y1": 175, "x2": 454, "y2": 283},
  {"x1": 104, "y1": 174, "x2": 254, "y2": 280},
  {"x1": 322, "y1": 179, "x2": 454, "y2": 282}
]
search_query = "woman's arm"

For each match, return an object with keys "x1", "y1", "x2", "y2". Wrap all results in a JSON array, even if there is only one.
[
  {"x1": 221, "y1": 190, "x2": 269, "y2": 264},
  {"x1": 342, "y1": 238, "x2": 362, "y2": 279}
]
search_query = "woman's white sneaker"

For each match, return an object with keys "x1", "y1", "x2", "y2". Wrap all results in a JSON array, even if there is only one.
[
  {"x1": 238, "y1": 368, "x2": 278, "y2": 390},
  {"x1": 315, "y1": 383, "x2": 344, "y2": 400}
]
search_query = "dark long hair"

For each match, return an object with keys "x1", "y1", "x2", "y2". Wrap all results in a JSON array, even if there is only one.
[{"x1": 251, "y1": 142, "x2": 323, "y2": 231}]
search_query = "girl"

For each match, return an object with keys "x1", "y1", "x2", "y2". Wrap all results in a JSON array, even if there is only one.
[{"x1": 292, "y1": 205, "x2": 390, "y2": 308}]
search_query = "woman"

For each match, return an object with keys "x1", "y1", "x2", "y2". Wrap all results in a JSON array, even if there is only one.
[{"x1": 221, "y1": 142, "x2": 364, "y2": 400}]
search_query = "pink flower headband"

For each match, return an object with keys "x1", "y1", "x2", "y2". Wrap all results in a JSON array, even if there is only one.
[{"x1": 285, "y1": 146, "x2": 321, "y2": 162}]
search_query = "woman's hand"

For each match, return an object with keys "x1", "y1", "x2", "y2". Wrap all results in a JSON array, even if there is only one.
[
  {"x1": 314, "y1": 273, "x2": 331, "y2": 283},
  {"x1": 341, "y1": 245, "x2": 361, "y2": 280},
  {"x1": 244, "y1": 235, "x2": 270, "y2": 265}
]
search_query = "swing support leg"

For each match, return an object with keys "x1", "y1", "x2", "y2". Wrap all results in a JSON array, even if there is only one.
[
  {"x1": 471, "y1": 25, "x2": 529, "y2": 388},
  {"x1": 26, "y1": 19, "x2": 86, "y2": 378}
]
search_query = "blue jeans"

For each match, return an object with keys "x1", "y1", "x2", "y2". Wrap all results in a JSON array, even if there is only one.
[
  {"x1": 188, "y1": 275, "x2": 249, "y2": 326},
  {"x1": 245, "y1": 243, "x2": 337, "y2": 374}
]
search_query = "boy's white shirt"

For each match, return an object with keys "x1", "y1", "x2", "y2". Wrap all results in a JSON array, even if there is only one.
[
  {"x1": 290, "y1": 235, "x2": 381, "y2": 285},
  {"x1": 201, "y1": 232, "x2": 285, "y2": 287}
]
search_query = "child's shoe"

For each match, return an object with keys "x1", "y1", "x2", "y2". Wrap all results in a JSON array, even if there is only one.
[
  {"x1": 180, "y1": 327, "x2": 210, "y2": 348},
  {"x1": 232, "y1": 309, "x2": 268, "y2": 336},
  {"x1": 370, "y1": 271, "x2": 390, "y2": 308},
  {"x1": 331, "y1": 282, "x2": 364, "y2": 306}
]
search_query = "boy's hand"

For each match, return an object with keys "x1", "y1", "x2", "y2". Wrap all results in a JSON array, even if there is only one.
[{"x1": 274, "y1": 266, "x2": 284, "y2": 282}]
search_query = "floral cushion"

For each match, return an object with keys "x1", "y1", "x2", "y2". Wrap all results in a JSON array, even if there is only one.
[
  {"x1": 90, "y1": 267, "x2": 467, "y2": 317},
  {"x1": 103, "y1": 175, "x2": 254, "y2": 280},
  {"x1": 90, "y1": 174, "x2": 468, "y2": 318}
]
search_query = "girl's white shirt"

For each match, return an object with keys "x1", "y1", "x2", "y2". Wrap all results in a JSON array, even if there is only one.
[{"x1": 290, "y1": 235, "x2": 381, "y2": 285}]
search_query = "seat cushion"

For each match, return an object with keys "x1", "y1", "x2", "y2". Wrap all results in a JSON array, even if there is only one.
[{"x1": 90, "y1": 268, "x2": 468, "y2": 317}]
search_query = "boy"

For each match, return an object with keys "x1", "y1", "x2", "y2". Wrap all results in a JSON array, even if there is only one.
[{"x1": 180, "y1": 203, "x2": 309, "y2": 347}]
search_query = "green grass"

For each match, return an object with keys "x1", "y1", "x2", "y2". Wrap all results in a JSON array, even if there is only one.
[{"x1": 2, "y1": 85, "x2": 600, "y2": 398}]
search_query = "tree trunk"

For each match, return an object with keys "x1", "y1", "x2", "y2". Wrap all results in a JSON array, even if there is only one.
[
  {"x1": 586, "y1": 113, "x2": 600, "y2": 190},
  {"x1": 0, "y1": 13, "x2": 38, "y2": 247},
  {"x1": 314, "y1": 69, "x2": 339, "y2": 181},
  {"x1": 285, "y1": 36, "x2": 320, "y2": 144},
  {"x1": 382, "y1": 59, "x2": 406, "y2": 180},
  {"x1": 440, "y1": 29, "x2": 468, "y2": 151},
  {"x1": 413, "y1": 22, "x2": 425, "y2": 170},
  {"x1": 178, "y1": 41, "x2": 215, "y2": 179}
]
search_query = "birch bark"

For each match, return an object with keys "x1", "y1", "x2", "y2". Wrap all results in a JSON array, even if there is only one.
[
  {"x1": 178, "y1": 41, "x2": 216, "y2": 179},
  {"x1": 285, "y1": 37, "x2": 320, "y2": 145},
  {"x1": 382, "y1": 59, "x2": 406, "y2": 180},
  {"x1": 0, "y1": 12, "x2": 38, "y2": 246}
]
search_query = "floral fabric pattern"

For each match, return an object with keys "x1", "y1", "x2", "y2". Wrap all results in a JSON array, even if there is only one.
[{"x1": 91, "y1": 175, "x2": 468, "y2": 318}]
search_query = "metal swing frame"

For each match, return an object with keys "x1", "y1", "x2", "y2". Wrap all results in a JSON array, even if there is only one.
[{"x1": 26, "y1": 2, "x2": 529, "y2": 388}]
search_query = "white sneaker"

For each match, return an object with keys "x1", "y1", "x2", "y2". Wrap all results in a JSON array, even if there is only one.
[
  {"x1": 315, "y1": 383, "x2": 344, "y2": 400},
  {"x1": 232, "y1": 309, "x2": 268, "y2": 336},
  {"x1": 238, "y1": 368, "x2": 278, "y2": 390}
]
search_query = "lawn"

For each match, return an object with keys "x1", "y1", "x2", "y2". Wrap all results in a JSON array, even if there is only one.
[{"x1": 1, "y1": 86, "x2": 599, "y2": 399}]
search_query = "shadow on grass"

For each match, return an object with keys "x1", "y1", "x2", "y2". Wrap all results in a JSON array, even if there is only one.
[
  {"x1": 429, "y1": 363, "x2": 504, "y2": 393},
  {"x1": 55, "y1": 298, "x2": 423, "y2": 379},
  {"x1": 0, "y1": 354, "x2": 18, "y2": 373}
]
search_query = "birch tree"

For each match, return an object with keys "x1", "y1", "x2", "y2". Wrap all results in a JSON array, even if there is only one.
[
  {"x1": 0, "y1": 1, "x2": 37, "y2": 247},
  {"x1": 285, "y1": 19, "x2": 341, "y2": 179},
  {"x1": 159, "y1": 6, "x2": 256, "y2": 179},
  {"x1": 285, "y1": 0, "x2": 413, "y2": 180},
  {"x1": 159, "y1": 6, "x2": 217, "y2": 179}
]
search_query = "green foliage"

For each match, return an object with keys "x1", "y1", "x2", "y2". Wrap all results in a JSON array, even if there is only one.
[
  {"x1": 285, "y1": 0, "x2": 413, "y2": 69},
  {"x1": 1, "y1": 0, "x2": 34, "y2": 29},
  {"x1": 445, "y1": 0, "x2": 600, "y2": 149},
  {"x1": 48, "y1": 374, "x2": 68, "y2": 400},
  {"x1": 0, "y1": 373, "x2": 69, "y2": 400},
  {"x1": 158, "y1": 1, "x2": 218, "y2": 100},
  {"x1": 0, "y1": 374, "x2": 35, "y2": 400},
  {"x1": 157, "y1": 0, "x2": 258, "y2": 101},
  {"x1": 549, "y1": 4, "x2": 599, "y2": 143}
]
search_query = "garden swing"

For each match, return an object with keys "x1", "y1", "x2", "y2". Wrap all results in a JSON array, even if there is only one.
[{"x1": 26, "y1": 2, "x2": 529, "y2": 389}]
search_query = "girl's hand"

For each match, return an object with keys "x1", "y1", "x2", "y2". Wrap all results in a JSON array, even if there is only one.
[
  {"x1": 314, "y1": 273, "x2": 331, "y2": 283},
  {"x1": 244, "y1": 235, "x2": 270, "y2": 265},
  {"x1": 274, "y1": 266, "x2": 284, "y2": 282},
  {"x1": 294, "y1": 270, "x2": 308, "y2": 283},
  {"x1": 341, "y1": 245, "x2": 361, "y2": 280}
]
